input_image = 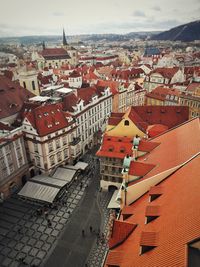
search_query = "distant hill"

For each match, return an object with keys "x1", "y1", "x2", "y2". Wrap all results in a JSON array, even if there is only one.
[
  {"x1": 0, "y1": 31, "x2": 160, "y2": 45},
  {"x1": 152, "y1": 20, "x2": 200, "y2": 42}
]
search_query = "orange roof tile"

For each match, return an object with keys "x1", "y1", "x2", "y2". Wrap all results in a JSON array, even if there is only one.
[
  {"x1": 138, "y1": 140, "x2": 160, "y2": 152},
  {"x1": 109, "y1": 220, "x2": 137, "y2": 249},
  {"x1": 105, "y1": 154, "x2": 200, "y2": 267},
  {"x1": 129, "y1": 118, "x2": 200, "y2": 186},
  {"x1": 128, "y1": 161, "x2": 156, "y2": 177},
  {"x1": 96, "y1": 135, "x2": 132, "y2": 159}
]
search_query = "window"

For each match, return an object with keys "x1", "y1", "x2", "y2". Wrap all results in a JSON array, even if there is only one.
[
  {"x1": 124, "y1": 120, "x2": 129, "y2": 126},
  {"x1": 48, "y1": 142, "x2": 53, "y2": 153},
  {"x1": 23, "y1": 81, "x2": 26, "y2": 88},
  {"x1": 34, "y1": 143, "x2": 38, "y2": 153},
  {"x1": 63, "y1": 136, "x2": 67, "y2": 145},
  {"x1": 57, "y1": 152, "x2": 62, "y2": 162},
  {"x1": 35, "y1": 156, "x2": 40, "y2": 166},
  {"x1": 32, "y1": 81, "x2": 36, "y2": 91},
  {"x1": 56, "y1": 139, "x2": 60, "y2": 149},
  {"x1": 50, "y1": 155, "x2": 55, "y2": 166}
]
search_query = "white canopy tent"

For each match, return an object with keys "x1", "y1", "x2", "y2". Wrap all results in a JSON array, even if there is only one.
[
  {"x1": 18, "y1": 182, "x2": 60, "y2": 203},
  {"x1": 31, "y1": 174, "x2": 67, "y2": 189},
  {"x1": 52, "y1": 167, "x2": 77, "y2": 183},
  {"x1": 74, "y1": 162, "x2": 89, "y2": 170}
]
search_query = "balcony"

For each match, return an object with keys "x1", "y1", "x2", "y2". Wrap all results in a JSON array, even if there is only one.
[{"x1": 70, "y1": 137, "x2": 81, "y2": 146}]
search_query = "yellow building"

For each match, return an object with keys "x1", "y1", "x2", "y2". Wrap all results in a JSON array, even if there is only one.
[
  {"x1": 106, "y1": 107, "x2": 145, "y2": 138},
  {"x1": 180, "y1": 87, "x2": 200, "y2": 118}
]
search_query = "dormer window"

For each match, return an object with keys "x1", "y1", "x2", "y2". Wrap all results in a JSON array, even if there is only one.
[
  {"x1": 124, "y1": 120, "x2": 129, "y2": 126},
  {"x1": 145, "y1": 206, "x2": 160, "y2": 224},
  {"x1": 140, "y1": 232, "x2": 158, "y2": 255},
  {"x1": 149, "y1": 186, "x2": 163, "y2": 202}
]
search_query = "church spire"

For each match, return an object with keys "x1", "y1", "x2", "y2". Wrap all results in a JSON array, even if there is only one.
[
  {"x1": 42, "y1": 41, "x2": 45, "y2": 50},
  {"x1": 63, "y1": 29, "x2": 68, "y2": 46}
]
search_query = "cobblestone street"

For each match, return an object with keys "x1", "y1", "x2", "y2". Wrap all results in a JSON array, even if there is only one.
[
  {"x1": 0, "y1": 147, "x2": 114, "y2": 267},
  {"x1": 0, "y1": 175, "x2": 91, "y2": 267},
  {"x1": 86, "y1": 191, "x2": 112, "y2": 267}
]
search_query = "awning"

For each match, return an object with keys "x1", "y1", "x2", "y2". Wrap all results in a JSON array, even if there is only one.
[
  {"x1": 107, "y1": 190, "x2": 121, "y2": 209},
  {"x1": 31, "y1": 174, "x2": 68, "y2": 189},
  {"x1": 52, "y1": 167, "x2": 77, "y2": 183},
  {"x1": 18, "y1": 181, "x2": 60, "y2": 203},
  {"x1": 74, "y1": 161, "x2": 89, "y2": 170}
]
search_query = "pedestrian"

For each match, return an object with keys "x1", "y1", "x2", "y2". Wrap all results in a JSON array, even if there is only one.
[
  {"x1": 89, "y1": 226, "x2": 93, "y2": 232},
  {"x1": 82, "y1": 229, "x2": 85, "y2": 237},
  {"x1": 47, "y1": 219, "x2": 52, "y2": 227}
]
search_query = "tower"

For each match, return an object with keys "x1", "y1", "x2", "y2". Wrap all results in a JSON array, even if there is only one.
[{"x1": 63, "y1": 29, "x2": 68, "y2": 47}]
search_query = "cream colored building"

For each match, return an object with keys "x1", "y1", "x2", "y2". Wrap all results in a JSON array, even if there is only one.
[
  {"x1": 19, "y1": 68, "x2": 40, "y2": 95},
  {"x1": 0, "y1": 125, "x2": 29, "y2": 198},
  {"x1": 22, "y1": 103, "x2": 79, "y2": 173}
]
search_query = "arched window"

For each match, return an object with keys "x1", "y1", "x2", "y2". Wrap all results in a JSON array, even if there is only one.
[{"x1": 124, "y1": 120, "x2": 129, "y2": 126}]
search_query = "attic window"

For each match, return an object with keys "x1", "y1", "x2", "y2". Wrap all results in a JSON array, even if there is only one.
[
  {"x1": 124, "y1": 120, "x2": 129, "y2": 126},
  {"x1": 149, "y1": 186, "x2": 163, "y2": 202},
  {"x1": 140, "y1": 232, "x2": 158, "y2": 255},
  {"x1": 176, "y1": 108, "x2": 181, "y2": 113},
  {"x1": 107, "y1": 138, "x2": 111, "y2": 141},
  {"x1": 55, "y1": 121, "x2": 59, "y2": 125},
  {"x1": 44, "y1": 112, "x2": 49, "y2": 116},
  {"x1": 147, "y1": 108, "x2": 152, "y2": 114},
  {"x1": 145, "y1": 206, "x2": 160, "y2": 224},
  {"x1": 161, "y1": 108, "x2": 166, "y2": 113},
  {"x1": 120, "y1": 148, "x2": 125, "y2": 153},
  {"x1": 38, "y1": 115, "x2": 42, "y2": 118},
  {"x1": 118, "y1": 139, "x2": 122, "y2": 142},
  {"x1": 109, "y1": 147, "x2": 114, "y2": 152},
  {"x1": 140, "y1": 245, "x2": 156, "y2": 254},
  {"x1": 47, "y1": 124, "x2": 52, "y2": 128}
]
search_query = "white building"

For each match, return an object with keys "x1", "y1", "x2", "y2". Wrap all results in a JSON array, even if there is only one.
[{"x1": 0, "y1": 123, "x2": 29, "y2": 199}]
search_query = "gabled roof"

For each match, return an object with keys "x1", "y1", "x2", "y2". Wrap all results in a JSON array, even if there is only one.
[
  {"x1": 24, "y1": 103, "x2": 72, "y2": 136},
  {"x1": 105, "y1": 154, "x2": 200, "y2": 267},
  {"x1": 138, "y1": 140, "x2": 160, "y2": 152},
  {"x1": 150, "y1": 67, "x2": 179, "y2": 79},
  {"x1": 128, "y1": 106, "x2": 189, "y2": 132},
  {"x1": 0, "y1": 75, "x2": 34, "y2": 120},
  {"x1": 62, "y1": 93, "x2": 79, "y2": 112},
  {"x1": 41, "y1": 48, "x2": 70, "y2": 60},
  {"x1": 146, "y1": 86, "x2": 180, "y2": 101}
]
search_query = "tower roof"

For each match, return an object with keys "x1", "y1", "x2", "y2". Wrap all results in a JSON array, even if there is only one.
[{"x1": 63, "y1": 29, "x2": 68, "y2": 46}]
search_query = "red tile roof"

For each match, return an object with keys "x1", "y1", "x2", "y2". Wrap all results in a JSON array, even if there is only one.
[
  {"x1": 41, "y1": 48, "x2": 70, "y2": 60},
  {"x1": 128, "y1": 106, "x2": 189, "y2": 132},
  {"x1": 96, "y1": 135, "x2": 133, "y2": 159},
  {"x1": 128, "y1": 161, "x2": 156, "y2": 177},
  {"x1": 145, "y1": 205, "x2": 160, "y2": 217},
  {"x1": 105, "y1": 154, "x2": 200, "y2": 267},
  {"x1": 150, "y1": 67, "x2": 179, "y2": 79},
  {"x1": 138, "y1": 140, "x2": 160, "y2": 152},
  {"x1": 62, "y1": 93, "x2": 79, "y2": 112},
  {"x1": 0, "y1": 75, "x2": 34, "y2": 120},
  {"x1": 109, "y1": 220, "x2": 137, "y2": 249},
  {"x1": 24, "y1": 103, "x2": 71, "y2": 136},
  {"x1": 130, "y1": 118, "x2": 200, "y2": 186},
  {"x1": 147, "y1": 124, "x2": 169, "y2": 137},
  {"x1": 146, "y1": 86, "x2": 180, "y2": 101},
  {"x1": 97, "y1": 80, "x2": 119, "y2": 95}
]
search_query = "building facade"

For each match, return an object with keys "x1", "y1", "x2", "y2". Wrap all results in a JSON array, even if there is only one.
[{"x1": 0, "y1": 124, "x2": 29, "y2": 199}]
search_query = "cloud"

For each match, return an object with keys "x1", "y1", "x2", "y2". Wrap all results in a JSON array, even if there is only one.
[
  {"x1": 132, "y1": 10, "x2": 146, "y2": 17},
  {"x1": 52, "y1": 12, "x2": 65, "y2": 16},
  {"x1": 152, "y1": 6, "x2": 161, "y2": 11}
]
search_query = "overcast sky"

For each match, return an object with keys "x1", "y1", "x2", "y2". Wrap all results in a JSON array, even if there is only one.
[{"x1": 0, "y1": 0, "x2": 199, "y2": 37}]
